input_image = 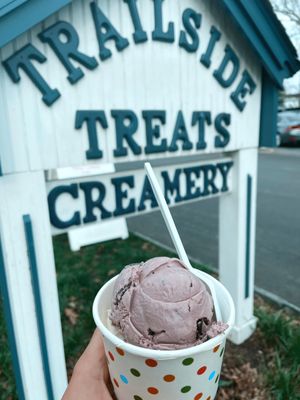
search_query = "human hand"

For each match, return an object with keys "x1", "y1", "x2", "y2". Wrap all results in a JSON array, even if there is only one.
[{"x1": 62, "y1": 329, "x2": 115, "y2": 400}]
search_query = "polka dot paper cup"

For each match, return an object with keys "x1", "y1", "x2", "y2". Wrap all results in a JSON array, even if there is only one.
[{"x1": 93, "y1": 270, "x2": 235, "y2": 400}]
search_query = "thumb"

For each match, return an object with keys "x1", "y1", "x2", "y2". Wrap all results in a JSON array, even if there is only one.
[{"x1": 75, "y1": 329, "x2": 109, "y2": 382}]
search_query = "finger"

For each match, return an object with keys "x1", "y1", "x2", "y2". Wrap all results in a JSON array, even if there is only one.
[
  {"x1": 63, "y1": 330, "x2": 115, "y2": 400},
  {"x1": 75, "y1": 329, "x2": 108, "y2": 379},
  {"x1": 62, "y1": 378, "x2": 113, "y2": 400},
  {"x1": 83, "y1": 329, "x2": 104, "y2": 363},
  {"x1": 87, "y1": 331, "x2": 113, "y2": 388}
]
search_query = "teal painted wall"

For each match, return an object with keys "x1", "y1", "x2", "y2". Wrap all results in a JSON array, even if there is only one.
[{"x1": 0, "y1": 0, "x2": 71, "y2": 48}]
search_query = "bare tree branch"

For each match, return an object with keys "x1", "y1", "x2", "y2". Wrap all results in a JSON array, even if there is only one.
[{"x1": 272, "y1": 0, "x2": 300, "y2": 26}]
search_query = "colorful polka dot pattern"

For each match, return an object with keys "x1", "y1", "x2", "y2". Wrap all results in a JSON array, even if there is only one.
[
  {"x1": 213, "y1": 345, "x2": 220, "y2": 353},
  {"x1": 130, "y1": 368, "x2": 141, "y2": 377},
  {"x1": 181, "y1": 385, "x2": 191, "y2": 393},
  {"x1": 145, "y1": 358, "x2": 158, "y2": 367},
  {"x1": 148, "y1": 387, "x2": 159, "y2": 394},
  {"x1": 164, "y1": 374, "x2": 175, "y2": 382},
  {"x1": 208, "y1": 371, "x2": 216, "y2": 381},
  {"x1": 120, "y1": 374, "x2": 128, "y2": 384},
  {"x1": 113, "y1": 378, "x2": 119, "y2": 388},
  {"x1": 107, "y1": 343, "x2": 225, "y2": 399},
  {"x1": 197, "y1": 365, "x2": 207, "y2": 375},
  {"x1": 182, "y1": 357, "x2": 194, "y2": 366},
  {"x1": 108, "y1": 351, "x2": 114, "y2": 361},
  {"x1": 116, "y1": 347, "x2": 125, "y2": 356}
]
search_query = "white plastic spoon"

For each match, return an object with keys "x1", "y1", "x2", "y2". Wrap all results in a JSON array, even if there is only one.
[{"x1": 144, "y1": 162, "x2": 222, "y2": 322}]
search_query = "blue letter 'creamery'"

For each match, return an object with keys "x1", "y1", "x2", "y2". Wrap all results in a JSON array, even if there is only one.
[{"x1": 47, "y1": 160, "x2": 233, "y2": 229}]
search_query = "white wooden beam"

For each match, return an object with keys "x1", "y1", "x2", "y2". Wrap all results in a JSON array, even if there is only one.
[
  {"x1": 219, "y1": 148, "x2": 258, "y2": 344},
  {"x1": 0, "y1": 171, "x2": 67, "y2": 400}
]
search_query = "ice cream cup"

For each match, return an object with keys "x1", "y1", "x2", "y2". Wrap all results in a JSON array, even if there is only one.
[{"x1": 93, "y1": 270, "x2": 235, "y2": 400}]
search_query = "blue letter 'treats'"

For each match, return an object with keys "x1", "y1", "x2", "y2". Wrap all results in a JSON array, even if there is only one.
[
  {"x1": 214, "y1": 113, "x2": 231, "y2": 148},
  {"x1": 112, "y1": 110, "x2": 142, "y2": 157},
  {"x1": 75, "y1": 110, "x2": 108, "y2": 160},
  {"x1": 169, "y1": 111, "x2": 193, "y2": 152},
  {"x1": 192, "y1": 111, "x2": 211, "y2": 150},
  {"x1": 143, "y1": 110, "x2": 167, "y2": 154}
]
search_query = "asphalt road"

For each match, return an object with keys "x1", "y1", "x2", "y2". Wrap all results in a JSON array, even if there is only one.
[{"x1": 127, "y1": 148, "x2": 300, "y2": 310}]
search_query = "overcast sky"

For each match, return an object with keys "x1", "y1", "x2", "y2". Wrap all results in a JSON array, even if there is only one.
[{"x1": 274, "y1": 11, "x2": 300, "y2": 93}]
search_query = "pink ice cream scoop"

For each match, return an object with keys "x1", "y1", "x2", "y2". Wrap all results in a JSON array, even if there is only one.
[{"x1": 110, "y1": 257, "x2": 227, "y2": 350}]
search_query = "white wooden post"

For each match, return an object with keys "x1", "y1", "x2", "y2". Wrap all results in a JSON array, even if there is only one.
[
  {"x1": 0, "y1": 171, "x2": 67, "y2": 400},
  {"x1": 219, "y1": 148, "x2": 258, "y2": 344}
]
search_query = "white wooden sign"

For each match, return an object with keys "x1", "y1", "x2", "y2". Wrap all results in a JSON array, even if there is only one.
[
  {"x1": 0, "y1": 0, "x2": 261, "y2": 174},
  {"x1": 0, "y1": 1, "x2": 260, "y2": 399}
]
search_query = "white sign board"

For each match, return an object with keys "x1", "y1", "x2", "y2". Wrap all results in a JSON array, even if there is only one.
[
  {"x1": 0, "y1": 1, "x2": 260, "y2": 399},
  {"x1": 0, "y1": 0, "x2": 261, "y2": 174}
]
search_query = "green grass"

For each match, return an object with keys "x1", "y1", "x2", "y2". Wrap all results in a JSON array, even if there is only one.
[
  {"x1": 0, "y1": 309, "x2": 15, "y2": 400},
  {"x1": 0, "y1": 234, "x2": 299, "y2": 399},
  {"x1": 255, "y1": 307, "x2": 300, "y2": 400}
]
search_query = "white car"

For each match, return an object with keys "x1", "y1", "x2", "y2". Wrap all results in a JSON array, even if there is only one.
[{"x1": 277, "y1": 109, "x2": 300, "y2": 146}]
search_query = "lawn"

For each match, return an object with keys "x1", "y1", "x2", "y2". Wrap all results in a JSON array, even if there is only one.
[{"x1": 0, "y1": 234, "x2": 299, "y2": 399}]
